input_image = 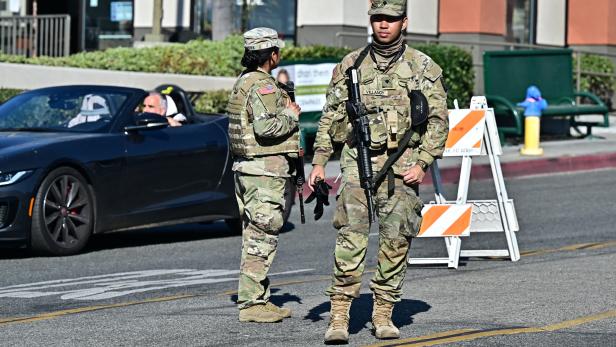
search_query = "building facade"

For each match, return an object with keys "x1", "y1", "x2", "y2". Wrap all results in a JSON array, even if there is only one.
[
  {"x1": 298, "y1": 0, "x2": 616, "y2": 56},
  {"x1": 298, "y1": 0, "x2": 615, "y2": 95},
  {"x1": 8, "y1": 0, "x2": 616, "y2": 60}
]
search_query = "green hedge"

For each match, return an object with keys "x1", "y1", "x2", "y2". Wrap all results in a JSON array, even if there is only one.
[
  {"x1": 573, "y1": 54, "x2": 616, "y2": 109},
  {"x1": 0, "y1": 36, "x2": 475, "y2": 110},
  {"x1": 190, "y1": 40, "x2": 477, "y2": 113},
  {"x1": 280, "y1": 43, "x2": 475, "y2": 109},
  {"x1": 193, "y1": 89, "x2": 230, "y2": 114},
  {"x1": 0, "y1": 88, "x2": 22, "y2": 104}
]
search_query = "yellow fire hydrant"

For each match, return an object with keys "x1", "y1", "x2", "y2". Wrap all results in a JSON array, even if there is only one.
[
  {"x1": 521, "y1": 116, "x2": 543, "y2": 155},
  {"x1": 518, "y1": 86, "x2": 547, "y2": 156}
]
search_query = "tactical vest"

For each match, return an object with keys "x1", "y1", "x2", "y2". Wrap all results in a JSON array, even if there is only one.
[
  {"x1": 226, "y1": 70, "x2": 300, "y2": 157},
  {"x1": 357, "y1": 48, "x2": 427, "y2": 150}
]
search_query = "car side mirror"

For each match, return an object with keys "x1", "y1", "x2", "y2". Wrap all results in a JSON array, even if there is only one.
[{"x1": 124, "y1": 112, "x2": 168, "y2": 133}]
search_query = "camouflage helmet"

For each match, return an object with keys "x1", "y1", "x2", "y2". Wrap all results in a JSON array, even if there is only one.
[
  {"x1": 368, "y1": 0, "x2": 407, "y2": 17},
  {"x1": 243, "y1": 27, "x2": 285, "y2": 51}
]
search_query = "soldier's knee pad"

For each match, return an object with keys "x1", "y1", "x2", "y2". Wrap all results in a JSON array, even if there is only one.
[{"x1": 250, "y1": 213, "x2": 283, "y2": 234}]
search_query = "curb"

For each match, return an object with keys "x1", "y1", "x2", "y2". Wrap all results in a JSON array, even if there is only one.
[
  {"x1": 426, "y1": 151, "x2": 616, "y2": 184},
  {"x1": 312, "y1": 151, "x2": 616, "y2": 194}
]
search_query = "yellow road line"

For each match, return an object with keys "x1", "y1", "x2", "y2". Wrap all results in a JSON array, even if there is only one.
[
  {"x1": 520, "y1": 240, "x2": 616, "y2": 257},
  {"x1": 584, "y1": 240, "x2": 616, "y2": 251},
  {"x1": 0, "y1": 274, "x2": 336, "y2": 327},
  {"x1": 364, "y1": 329, "x2": 478, "y2": 347},
  {"x1": 376, "y1": 310, "x2": 616, "y2": 347},
  {"x1": 0, "y1": 294, "x2": 193, "y2": 325}
]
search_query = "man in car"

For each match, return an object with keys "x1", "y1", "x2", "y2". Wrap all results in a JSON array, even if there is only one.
[
  {"x1": 142, "y1": 92, "x2": 184, "y2": 127},
  {"x1": 227, "y1": 27, "x2": 301, "y2": 323}
]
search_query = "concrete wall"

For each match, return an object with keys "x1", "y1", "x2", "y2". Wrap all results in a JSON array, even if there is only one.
[
  {"x1": 134, "y1": 0, "x2": 192, "y2": 42},
  {"x1": 297, "y1": 0, "x2": 368, "y2": 47},
  {"x1": 297, "y1": 25, "x2": 368, "y2": 48},
  {"x1": 342, "y1": 0, "x2": 369, "y2": 28},
  {"x1": 134, "y1": 0, "x2": 191, "y2": 28},
  {"x1": 408, "y1": 0, "x2": 438, "y2": 36},
  {"x1": 297, "y1": 0, "x2": 368, "y2": 27},
  {"x1": 0, "y1": 63, "x2": 235, "y2": 92},
  {"x1": 536, "y1": 0, "x2": 566, "y2": 46}
]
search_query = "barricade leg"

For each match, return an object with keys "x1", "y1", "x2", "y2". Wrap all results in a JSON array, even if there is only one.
[{"x1": 445, "y1": 237, "x2": 462, "y2": 268}]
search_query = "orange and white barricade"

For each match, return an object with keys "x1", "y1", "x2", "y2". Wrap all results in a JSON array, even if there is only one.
[
  {"x1": 408, "y1": 96, "x2": 520, "y2": 269},
  {"x1": 417, "y1": 204, "x2": 473, "y2": 238}
]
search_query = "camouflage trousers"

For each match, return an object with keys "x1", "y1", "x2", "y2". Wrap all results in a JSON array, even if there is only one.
[
  {"x1": 235, "y1": 173, "x2": 287, "y2": 309},
  {"x1": 326, "y1": 168, "x2": 423, "y2": 303}
]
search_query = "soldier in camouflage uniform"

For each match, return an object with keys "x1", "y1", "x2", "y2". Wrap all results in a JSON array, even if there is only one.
[
  {"x1": 227, "y1": 28, "x2": 301, "y2": 323},
  {"x1": 308, "y1": 0, "x2": 448, "y2": 342}
]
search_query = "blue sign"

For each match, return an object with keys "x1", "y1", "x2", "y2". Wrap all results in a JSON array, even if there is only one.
[{"x1": 110, "y1": 1, "x2": 133, "y2": 22}]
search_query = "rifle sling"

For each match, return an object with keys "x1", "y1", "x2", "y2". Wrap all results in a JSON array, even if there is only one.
[
  {"x1": 353, "y1": 45, "x2": 372, "y2": 69},
  {"x1": 373, "y1": 126, "x2": 416, "y2": 194}
]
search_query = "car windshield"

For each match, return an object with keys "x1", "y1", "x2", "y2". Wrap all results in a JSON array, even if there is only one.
[{"x1": 0, "y1": 89, "x2": 130, "y2": 132}]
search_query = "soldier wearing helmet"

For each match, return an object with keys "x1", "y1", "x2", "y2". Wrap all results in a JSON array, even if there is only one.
[
  {"x1": 227, "y1": 27, "x2": 301, "y2": 323},
  {"x1": 308, "y1": 0, "x2": 448, "y2": 343}
]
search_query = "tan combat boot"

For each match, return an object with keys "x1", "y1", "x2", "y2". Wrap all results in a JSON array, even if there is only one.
[
  {"x1": 239, "y1": 304, "x2": 286, "y2": 323},
  {"x1": 324, "y1": 295, "x2": 352, "y2": 344},
  {"x1": 265, "y1": 301, "x2": 292, "y2": 318},
  {"x1": 372, "y1": 297, "x2": 400, "y2": 339}
]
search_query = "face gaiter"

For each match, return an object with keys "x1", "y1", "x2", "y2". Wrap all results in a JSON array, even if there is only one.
[{"x1": 370, "y1": 32, "x2": 405, "y2": 72}]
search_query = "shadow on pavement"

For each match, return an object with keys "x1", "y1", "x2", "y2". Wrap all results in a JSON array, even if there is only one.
[
  {"x1": 305, "y1": 293, "x2": 431, "y2": 334},
  {"x1": 230, "y1": 288, "x2": 303, "y2": 307},
  {"x1": 87, "y1": 221, "x2": 295, "y2": 254},
  {"x1": 0, "y1": 220, "x2": 298, "y2": 259},
  {"x1": 0, "y1": 248, "x2": 30, "y2": 259},
  {"x1": 85, "y1": 222, "x2": 236, "y2": 253}
]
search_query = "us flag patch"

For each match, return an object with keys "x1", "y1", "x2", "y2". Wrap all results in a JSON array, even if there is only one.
[{"x1": 258, "y1": 84, "x2": 275, "y2": 95}]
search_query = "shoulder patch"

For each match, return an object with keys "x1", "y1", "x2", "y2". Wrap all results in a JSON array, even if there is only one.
[
  {"x1": 258, "y1": 84, "x2": 276, "y2": 95},
  {"x1": 332, "y1": 64, "x2": 346, "y2": 84},
  {"x1": 424, "y1": 61, "x2": 443, "y2": 83}
]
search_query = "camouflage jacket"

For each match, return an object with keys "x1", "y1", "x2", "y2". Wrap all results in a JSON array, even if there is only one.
[
  {"x1": 230, "y1": 68, "x2": 298, "y2": 177},
  {"x1": 312, "y1": 45, "x2": 448, "y2": 175}
]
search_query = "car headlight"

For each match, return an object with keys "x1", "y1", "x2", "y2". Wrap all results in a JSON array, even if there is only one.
[{"x1": 0, "y1": 170, "x2": 32, "y2": 186}]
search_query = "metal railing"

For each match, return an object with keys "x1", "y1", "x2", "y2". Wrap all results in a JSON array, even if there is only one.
[{"x1": 0, "y1": 15, "x2": 70, "y2": 57}]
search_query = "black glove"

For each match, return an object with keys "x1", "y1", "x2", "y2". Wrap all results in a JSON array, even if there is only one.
[{"x1": 305, "y1": 179, "x2": 332, "y2": 220}]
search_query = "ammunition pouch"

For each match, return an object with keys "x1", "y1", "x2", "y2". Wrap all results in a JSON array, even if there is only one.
[{"x1": 409, "y1": 90, "x2": 429, "y2": 126}]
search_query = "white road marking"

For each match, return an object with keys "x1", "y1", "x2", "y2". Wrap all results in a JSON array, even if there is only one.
[{"x1": 0, "y1": 268, "x2": 313, "y2": 301}]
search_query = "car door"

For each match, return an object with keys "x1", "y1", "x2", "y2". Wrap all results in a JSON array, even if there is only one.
[{"x1": 118, "y1": 117, "x2": 229, "y2": 227}]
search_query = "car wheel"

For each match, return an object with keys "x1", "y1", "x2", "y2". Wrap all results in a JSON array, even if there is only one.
[
  {"x1": 225, "y1": 178, "x2": 297, "y2": 234},
  {"x1": 31, "y1": 167, "x2": 95, "y2": 256}
]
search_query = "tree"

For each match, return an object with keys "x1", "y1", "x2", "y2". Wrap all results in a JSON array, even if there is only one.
[{"x1": 212, "y1": 0, "x2": 234, "y2": 40}]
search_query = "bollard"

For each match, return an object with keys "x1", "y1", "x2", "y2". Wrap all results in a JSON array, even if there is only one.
[{"x1": 520, "y1": 116, "x2": 543, "y2": 155}]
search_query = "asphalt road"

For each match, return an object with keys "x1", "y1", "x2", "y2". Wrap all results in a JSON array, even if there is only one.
[{"x1": 1, "y1": 169, "x2": 615, "y2": 347}]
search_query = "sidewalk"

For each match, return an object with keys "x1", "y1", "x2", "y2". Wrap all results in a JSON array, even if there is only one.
[{"x1": 305, "y1": 114, "x2": 616, "y2": 187}]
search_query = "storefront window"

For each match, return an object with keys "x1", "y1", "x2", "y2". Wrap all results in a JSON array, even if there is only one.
[
  {"x1": 85, "y1": 0, "x2": 134, "y2": 50},
  {"x1": 506, "y1": 0, "x2": 534, "y2": 44},
  {"x1": 237, "y1": 0, "x2": 296, "y2": 43},
  {"x1": 198, "y1": 0, "x2": 296, "y2": 43}
]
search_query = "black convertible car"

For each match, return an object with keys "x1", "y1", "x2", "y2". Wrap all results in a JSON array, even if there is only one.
[{"x1": 0, "y1": 85, "x2": 293, "y2": 255}]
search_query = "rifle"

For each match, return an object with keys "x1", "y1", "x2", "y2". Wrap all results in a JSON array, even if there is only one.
[
  {"x1": 280, "y1": 81, "x2": 306, "y2": 224},
  {"x1": 345, "y1": 67, "x2": 376, "y2": 223}
]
